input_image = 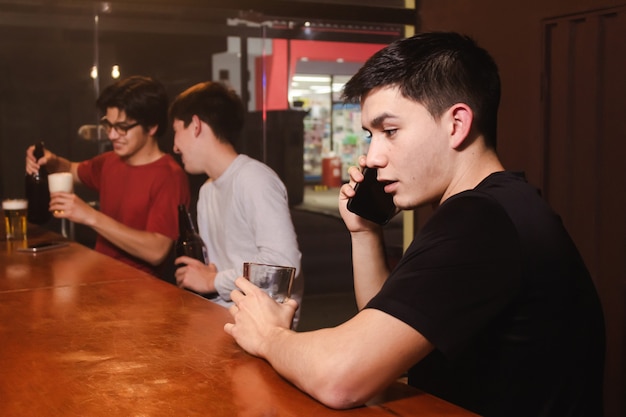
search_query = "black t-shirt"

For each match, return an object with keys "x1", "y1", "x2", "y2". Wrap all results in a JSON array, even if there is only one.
[{"x1": 366, "y1": 172, "x2": 605, "y2": 417}]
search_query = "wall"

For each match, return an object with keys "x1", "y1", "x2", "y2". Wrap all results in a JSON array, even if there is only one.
[{"x1": 418, "y1": 1, "x2": 626, "y2": 416}]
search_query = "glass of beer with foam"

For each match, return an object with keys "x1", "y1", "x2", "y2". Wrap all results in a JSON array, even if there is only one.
[{"x1": 3, "y1": 198, "x2": 28, "y2": 240}]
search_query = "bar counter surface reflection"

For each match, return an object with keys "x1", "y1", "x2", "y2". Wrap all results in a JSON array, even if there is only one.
[{"x1": 0, "y1": 225, "x2": 477, "y2": 416}]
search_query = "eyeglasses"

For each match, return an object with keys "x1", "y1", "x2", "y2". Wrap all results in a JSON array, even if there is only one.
[{"x1": 99, "y1": 117, "x2": 141, "y2": 135}]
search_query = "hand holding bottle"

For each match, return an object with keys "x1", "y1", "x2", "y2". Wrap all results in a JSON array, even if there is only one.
[
  {"x1": 175, "y1": 259, "x2": 218, "y2": 293},
  {"x1": 25, "y1": 144, "x2": 54, "y2": 175},
  {"x1": 174, "y1": 204, "x2": 217, "y2": 295},
  {"x1": 25, "y1": 142, "x2": 51, "y2": 225},
  {"x1": 175, "y1": 204, "x2": 208, "y2": 265}
]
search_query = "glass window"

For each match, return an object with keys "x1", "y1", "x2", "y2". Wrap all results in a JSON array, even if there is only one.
[{"x1": 0, "y1": 1, "x2": 414, "y2": 201}]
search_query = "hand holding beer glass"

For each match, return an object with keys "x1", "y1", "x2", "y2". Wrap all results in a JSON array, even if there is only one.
[
  {"x1": 48, "y1": 172, "x2": 74, "y2": 214},
  {"x1": 48, "y1": 172, "x2": 74, "y2": 237}
]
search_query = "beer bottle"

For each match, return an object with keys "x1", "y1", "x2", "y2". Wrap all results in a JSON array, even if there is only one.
[
  {"x1": 25, "y1": 141, "x2": 51, "y2": 225},
  {"x1": 175, "y1": 204, "x2": 208, "y2": 267}
]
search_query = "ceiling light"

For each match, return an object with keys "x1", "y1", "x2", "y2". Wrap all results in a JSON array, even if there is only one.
[{"x1": 293, "y1": 75, "x2": 331, "y2": 83}]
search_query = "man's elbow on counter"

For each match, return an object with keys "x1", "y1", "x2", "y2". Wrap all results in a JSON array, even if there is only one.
[{"x1": 307, "y1": 375, "x2": 373, "y2": 410}]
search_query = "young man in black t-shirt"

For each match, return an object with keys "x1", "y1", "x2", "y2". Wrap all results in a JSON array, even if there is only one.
[{"x1": 223, "y1": 32, "x2": 605, "y2": 417}]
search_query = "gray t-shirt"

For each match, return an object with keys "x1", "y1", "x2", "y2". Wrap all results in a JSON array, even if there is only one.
[{"x1": 197, "y1": 154, "x2": 302, "y2": 308}]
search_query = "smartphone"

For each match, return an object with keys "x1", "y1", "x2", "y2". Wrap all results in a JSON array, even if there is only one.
[
  {"x1": 17, "y1": 240, "x2": 69, "y2": 253},
  {"x1": 347, "y1": 167, "x2": 396, "y2": 225}
]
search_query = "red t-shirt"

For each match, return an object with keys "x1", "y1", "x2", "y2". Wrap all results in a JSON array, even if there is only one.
[{"x1": 77, "y1": 152, "x2": 190, "y2": 276}]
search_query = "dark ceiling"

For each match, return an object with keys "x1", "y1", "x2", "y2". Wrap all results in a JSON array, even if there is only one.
[{"x1": 0, "y1": 0, "x2": 417, "y2": 43}]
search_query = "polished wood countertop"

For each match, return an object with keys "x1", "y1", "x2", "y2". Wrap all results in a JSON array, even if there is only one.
[{"x1": 0, "y1": 227, "x2": 476, "y2": 416}]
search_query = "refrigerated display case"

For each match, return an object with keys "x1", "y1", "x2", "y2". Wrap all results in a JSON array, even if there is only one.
[
  {"x1": 303, "y1": 112, "x2": 329, "y2": 182},
  {"x1": 332, "y1": 103, "x2": 369, "y2": 181}
]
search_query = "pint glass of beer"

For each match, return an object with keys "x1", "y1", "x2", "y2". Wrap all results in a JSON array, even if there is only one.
[{"x1": 3, "y1": 198, "x2": 28, "y2": 240}]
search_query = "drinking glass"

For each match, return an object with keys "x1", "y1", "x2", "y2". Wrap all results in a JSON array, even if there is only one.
[
  {"x1": 243, "y1": 262, "x2": 296, "y2": 303},
  {"x1": 3, "y1": 199, "x2": 28, "y2": 241},
  {"x1": 48, "y1": 172, "x2": 74, "y2": 237}
]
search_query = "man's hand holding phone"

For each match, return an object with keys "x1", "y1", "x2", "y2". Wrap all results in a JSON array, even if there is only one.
[{"x1": 339, "y1": 162, "x2": 396, "y2": 231}]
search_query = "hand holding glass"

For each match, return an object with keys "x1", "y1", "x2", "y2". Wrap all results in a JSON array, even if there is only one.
[
  {"x1": 243, "y1": 262, "x2": 295, "y2": 303},
  {"x1": 48, "y1": 172, "x2": 73, "y2": 238},
  {"x1": 48, "y1": 172, "x2": 73, "y2": 214}
]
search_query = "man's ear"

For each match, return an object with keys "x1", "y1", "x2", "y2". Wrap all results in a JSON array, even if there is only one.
[
  {"x1": 148, "y1": 124, "x2": 159, "y2": 137},
  {"x1": 192, "y1": 114, "x2": 202, "y2": 137},
  {"x1": 448, "y1": 103, "x2": 473, "y2": 149}
]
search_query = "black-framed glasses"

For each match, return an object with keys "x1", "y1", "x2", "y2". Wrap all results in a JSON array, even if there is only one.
[{"x1": 99, "y1": 117, "x2": 141, "y2": 135}]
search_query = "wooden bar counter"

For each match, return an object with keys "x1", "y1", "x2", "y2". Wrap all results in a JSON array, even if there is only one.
[{"x1": 0, "y1": 226, "x2": 476, "y2": 416}]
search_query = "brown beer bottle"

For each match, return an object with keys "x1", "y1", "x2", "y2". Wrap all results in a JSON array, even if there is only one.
[
  {"x1": 175, "y1": 204, "x2": 208, "y2": 267},
  {"x1": 25, "y1": 141, "x2": 51, "y2": 225}
]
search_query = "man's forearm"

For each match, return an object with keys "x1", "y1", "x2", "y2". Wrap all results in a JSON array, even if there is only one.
[
  {"x1": 350, "y1": 228, "x2": 389, "y2": 309},
  {"x1": 87, "y1": 210, "x2": 173, "y2": 265}
]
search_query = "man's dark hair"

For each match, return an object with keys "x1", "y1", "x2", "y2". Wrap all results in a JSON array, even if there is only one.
[
  {"x1": 342, "y1": 32, "x2": 501, "y2": 148},
  {"x1": 96, "y1": 75, "x2": 169, "y2": 137},
  {"x1": 169, "y1": 81, "x2": 245, "y2": 146}
]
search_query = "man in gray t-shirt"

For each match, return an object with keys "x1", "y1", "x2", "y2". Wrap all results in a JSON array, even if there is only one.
[{"x1": 169, "y1": 81, "x2": 302, "y2": 318}]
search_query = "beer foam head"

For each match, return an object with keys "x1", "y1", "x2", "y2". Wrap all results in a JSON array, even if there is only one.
[
  {"x1": 2, "y1": 199, "x2": 28, "y2": 210},
  {"x1": 48, "y1": 172, "x2": 74, "y2": 193}
]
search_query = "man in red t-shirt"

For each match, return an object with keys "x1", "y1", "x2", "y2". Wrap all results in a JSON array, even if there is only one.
[{"x1": 25, "y1": 76, "x2": 190, "y2": 278}]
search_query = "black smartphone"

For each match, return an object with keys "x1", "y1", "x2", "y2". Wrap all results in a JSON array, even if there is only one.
[
  {"x1": 347, "y1": 167, "x2": 396, "y2": 225},
  {"x1": 17, "y1": 240, "x2": 69, "y2": 253}
]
